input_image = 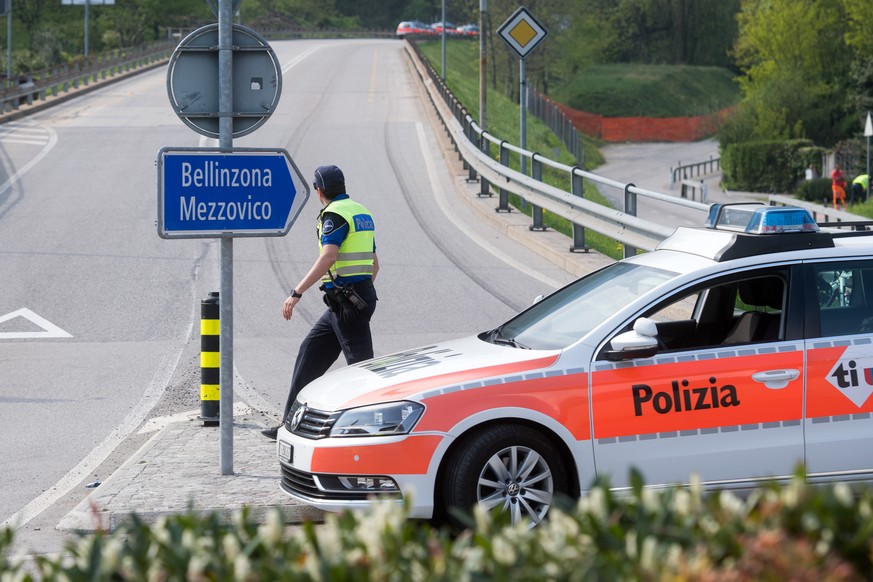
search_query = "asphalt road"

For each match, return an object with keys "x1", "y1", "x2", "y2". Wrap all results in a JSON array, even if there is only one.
[{"x1": 0, "y1": 38, "x2": 579, "y2": 554}]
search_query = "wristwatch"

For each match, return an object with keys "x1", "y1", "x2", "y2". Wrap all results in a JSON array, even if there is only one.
[{"x1": 290, "y1": 289, "x2": 303, "y2": 298}]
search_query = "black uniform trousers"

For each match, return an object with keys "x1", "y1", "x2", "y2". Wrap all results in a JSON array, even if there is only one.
[{"x1": 281, "y1": 281, "x2": 378, "y2": 423}]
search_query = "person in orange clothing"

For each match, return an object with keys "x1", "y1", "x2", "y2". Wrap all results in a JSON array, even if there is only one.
[{"x1": 831, "y1": 166, "x2": 847, "y2": 210}]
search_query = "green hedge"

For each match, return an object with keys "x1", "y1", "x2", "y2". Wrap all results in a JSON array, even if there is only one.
[
  {"x1": 795, "y1": 177, "x2": 835, "y2": 204},
  {"x1": 4, "y1": 472, "x2": 873, "y2": 580},
  {"x1": 722, "y1": 140, "x2": 826, "y2": 193}
]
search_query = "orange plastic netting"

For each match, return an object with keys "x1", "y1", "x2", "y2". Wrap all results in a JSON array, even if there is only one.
[{"x1": 547, "y1": 98, "x2": 734, "y2": 143}]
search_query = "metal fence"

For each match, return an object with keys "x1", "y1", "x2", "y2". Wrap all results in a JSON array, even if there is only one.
[
  {"x1": 527, "y1": 86, "x2": 583, "y2": 166},
  {"x1": 406, "y1": 41, "x2": 708, "y2": 258},
  {"x1": 670, "y1": 156, "x2": 720, "y2": 187},
  {"x1": 0, "y1": 41, "x2": 176, "y2": 114}
]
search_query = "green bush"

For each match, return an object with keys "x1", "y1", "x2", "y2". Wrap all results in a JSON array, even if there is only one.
[
  {"x1": 795, "y1": 177, "x2": 834, "y2": 204},
  {"x1": 3, "y1": 473, "x2": 873, "y2": 580},
  {"x1": 722, "y1": 139, "x2": 825, "y2": 193}
]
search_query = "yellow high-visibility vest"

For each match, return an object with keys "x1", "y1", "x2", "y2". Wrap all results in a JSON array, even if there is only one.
[{"x1": 318, "y1": 197, "x2": 375, "y2": 284}]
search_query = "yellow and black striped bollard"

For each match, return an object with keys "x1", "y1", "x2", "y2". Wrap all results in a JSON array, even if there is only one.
[{"x1": 200, "y1": 292, "x2": 220, "y2": 426}]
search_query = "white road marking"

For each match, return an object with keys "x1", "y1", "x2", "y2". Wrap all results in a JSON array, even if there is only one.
[
  {"x1": 137, "y1": 401, "x2": 256, "y2": 435},
  {"x1": 281, "y1": 46, "x2": 321, "y2": 74},
  {"x1": 0, "y1": 124, "x2": 57, "y2": 198},
  {"x1": 0, "y1": 308, "x2": 72, "y2": 339},
  {"x1": 1, "y1": 306, "x2": 198, "y2": 530}
]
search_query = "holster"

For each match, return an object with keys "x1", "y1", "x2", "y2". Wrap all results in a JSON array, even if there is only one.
[{"x1": 321, "y1": 283, "x2": 367, "y2": 321}]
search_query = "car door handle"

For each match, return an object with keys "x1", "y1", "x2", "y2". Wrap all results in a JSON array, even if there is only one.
[{"x1": 751, "y1": 369, "x2": 800, "y2": 389}]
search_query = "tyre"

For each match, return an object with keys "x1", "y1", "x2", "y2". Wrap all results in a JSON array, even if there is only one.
[{"x1": 442, "y1": 424, "x2": 568, "y2": 528}]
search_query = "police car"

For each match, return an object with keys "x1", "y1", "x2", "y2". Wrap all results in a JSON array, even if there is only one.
[{"x1": 276, "y1": 203, "x2": 873, "y2": 527}]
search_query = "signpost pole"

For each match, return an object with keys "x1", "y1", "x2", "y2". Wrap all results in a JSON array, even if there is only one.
[
  {"x1": 218, "y1": 0, "x2": 234, "y2": 475},
  {"x1": 6, "y1": 0, "x2": 11, "y2": 87},
  {"x1": 865, "y1": 111, "x2": 872, "y2": 203},
  {"x1": 440, "y1": 0, "x2": 446, "y2": 81},
  {"x1": 479, "y1": 0, "x2": 486, "y2": 133},
  {"x1": 84, "y1": 0, "x2": 89, "y2": 58},
  {"x1": 520, "y1": 58, "x2": 527, "y2": 175},
  {"x1": 496, "y1": 7, "x2": 547, "y2": 178}
]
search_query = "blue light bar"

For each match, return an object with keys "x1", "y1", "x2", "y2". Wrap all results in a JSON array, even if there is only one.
[
  {"x1": 745, "y1": 207, "x2": 819, "y2": 234},
  {"x1": 705, "y1": 203, "x2": 818, "y2": 234}
]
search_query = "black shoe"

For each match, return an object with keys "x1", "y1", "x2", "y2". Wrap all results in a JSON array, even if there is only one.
[{"x1": 261, "y1": 425, "x2": 280, "y2": 440}]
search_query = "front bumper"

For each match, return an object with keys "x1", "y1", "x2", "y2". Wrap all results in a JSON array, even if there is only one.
[{"x1": 276, "y1": 426, "x2": 442, "y2": 518}]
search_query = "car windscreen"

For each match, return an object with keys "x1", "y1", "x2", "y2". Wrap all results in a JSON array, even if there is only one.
[{"x1": 488, "y1": 262, "x2": 678, "y2": 350}]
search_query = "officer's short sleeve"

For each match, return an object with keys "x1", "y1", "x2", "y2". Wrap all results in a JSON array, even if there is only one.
[{"x1": 320, "y1": 211, "x2": 349, "y2": 246}]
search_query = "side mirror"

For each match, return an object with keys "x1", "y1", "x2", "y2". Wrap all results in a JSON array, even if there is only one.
[{"x1": 603, "y1": 317, "x2": 660, "y2": 361}]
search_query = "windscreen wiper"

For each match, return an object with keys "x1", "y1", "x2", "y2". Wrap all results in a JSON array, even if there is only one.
[{"x1": 492, "y1": 336, "x2": 530, "y2": 349}]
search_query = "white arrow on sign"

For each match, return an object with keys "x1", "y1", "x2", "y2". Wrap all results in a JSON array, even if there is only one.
[{"x1": 0, "y1": 308, "x2": 72, "y2": 339}]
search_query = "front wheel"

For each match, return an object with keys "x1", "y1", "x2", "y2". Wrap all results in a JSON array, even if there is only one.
[{"x1": 441, "y1": 424, "x2": 568, "y2": 528}]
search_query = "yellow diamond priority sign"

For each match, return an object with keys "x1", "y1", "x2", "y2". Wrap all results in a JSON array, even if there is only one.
[{"x1": 497, "y1": 6, "x2": 548, "y2": 60}]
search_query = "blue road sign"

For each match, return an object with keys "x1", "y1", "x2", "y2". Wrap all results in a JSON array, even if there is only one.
[{"x1": 157, "y1": 147, "x2": 309, "y2": 239}]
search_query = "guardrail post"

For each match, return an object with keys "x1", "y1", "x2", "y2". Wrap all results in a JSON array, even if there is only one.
[
  {"x1": 570, "y1": 167, "x2": 589, "y2": 252},
  {"x1": 200, "y1": 292, "x2": 220, "y2": 426},
  {"x1": 496, "y1": 140, "x2": 511, "y2": 212},
  {"x1": 465, "y1": 117, "x2": 478, "y2": 182},
  {"x1": 479, "y1": 134, "x2": 492, "y2": 197},
  {"x1": 530, "y1": 154, "x2": 546, "y2": 231},
  {"x1": 624, "y1": 183, "x2": 638, "y2": 258}
]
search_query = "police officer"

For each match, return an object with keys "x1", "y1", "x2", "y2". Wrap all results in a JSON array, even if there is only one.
[
  {"x1": 851, "y1": 174, "x2": 869, "y2": 205},
  {"x1": 262, "y1": 165, "x2": 379, "y2": 440}
]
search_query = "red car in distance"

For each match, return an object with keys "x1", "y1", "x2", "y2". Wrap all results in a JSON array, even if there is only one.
[
  {"x1": 396, "y1": 21, "x2": 434, "y2": 39},
  {"x1": 430, "y1": 21, "x2": 458, "y2": 36}
]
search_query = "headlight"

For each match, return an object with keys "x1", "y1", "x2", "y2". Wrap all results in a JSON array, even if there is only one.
[{"x1": 330, "y1": 401, "x2": 425, "y2": 437}]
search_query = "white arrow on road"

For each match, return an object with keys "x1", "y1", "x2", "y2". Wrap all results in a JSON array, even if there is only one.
[{"x1": 0, "y1": 308, "x2": 72, "y2": 339}]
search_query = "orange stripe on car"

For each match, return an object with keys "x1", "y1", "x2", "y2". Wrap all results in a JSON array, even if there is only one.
[
  {"x1": 345, "y1": 355, "x2": 560, "y2": 408},
  {"x1": 415, "y1": 373, "x2": 590, "y2": 440},
  {"x1": 592, "y1": 352, "x2": 804, "y2": 439},
  {"x1": 311, "y1": 435, "x2": 442, "y2": 474}
]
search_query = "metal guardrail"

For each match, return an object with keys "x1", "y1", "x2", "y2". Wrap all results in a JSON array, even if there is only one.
[
  {"x1": 0, "y1": 41, "x2": 175, "y2": 114},
  {"x1": 680, "y1": 179, "x2": 708, "y2": 203},
  {"x1": 406, "y1": 41, "x2": 708, "y2": 257},
  {"x1": 670, "y1": 156, "x2": 720, "y2": 187}
]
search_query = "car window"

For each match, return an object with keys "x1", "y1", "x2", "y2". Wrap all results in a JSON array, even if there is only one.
[
  {"x1": 492, "y1": 262, "x2": 678, "y2": 350},
  {"x1": 604, "y1": 271, "x2": 788, "y2": 356},
  {"x1": 813, "y1": 260, "x2": 873, "y2": 337}
]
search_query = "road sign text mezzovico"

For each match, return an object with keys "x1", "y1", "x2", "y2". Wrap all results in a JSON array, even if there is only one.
[
  {"x1": 157, "y1": 148, "x2": 309, "y2": 239},
  {"x1": 180, "y1": 160, "x2": 274, "y2": 221}
]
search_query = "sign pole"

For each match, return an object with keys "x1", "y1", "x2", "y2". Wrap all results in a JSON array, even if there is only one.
[
  {"x1": 479, "y1": 0, "x2": 486, "y2": 133},
  {"x1": 218, "y1": 0, "x2": 234, "y2": 475},
  {"x1": 6, "y1": 0, "x2": 11, "y2": 87},
  {"x1": 84, "y1": 0, "x2": 89, "y2": 58},
  {"x1": 497, "y1": 6, "x2": 547, "y2": 178},
  {"x1": 162, "y1": 1, "x2": 302, "y2": 475},
  {"x1": 865, "y1": 111, "x2": 872, "y2": 203},
  {"x1": 520, "y1": 58, "x2": 527, "y2": 175},
  {"x1": 440, "y1": 0, "x2": 446, "y2": 81}
]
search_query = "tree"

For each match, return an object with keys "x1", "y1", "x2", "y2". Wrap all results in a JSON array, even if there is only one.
[
  {"x1": 725, "y1": 0, "x2": 853, "y2": 147},
  {"x1": 574, "y1": 0, "x2": 739, "y2": 67},
  {"x1": 15, "y1": 0, "x2": 51, "y2": 51}
]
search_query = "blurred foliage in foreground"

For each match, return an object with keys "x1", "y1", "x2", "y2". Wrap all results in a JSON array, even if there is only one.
[{"x1": 3, "y1": 471, "x2": 873, "y2": 580}]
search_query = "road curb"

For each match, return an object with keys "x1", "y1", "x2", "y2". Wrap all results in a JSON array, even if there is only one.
[{"x1": 57, "y1": 420, "x2": 324, "y2": 533}]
